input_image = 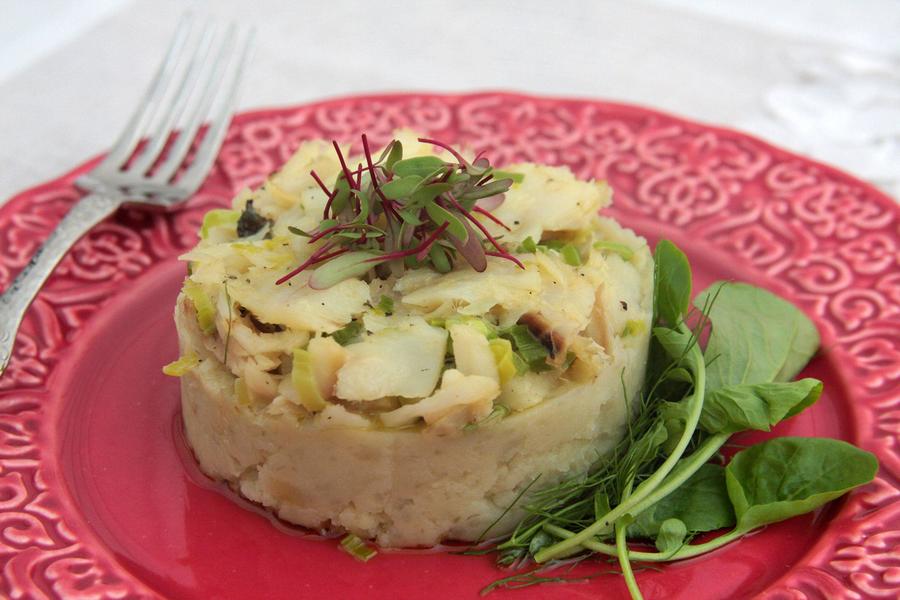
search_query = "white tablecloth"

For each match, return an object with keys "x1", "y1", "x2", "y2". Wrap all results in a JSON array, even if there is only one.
[{"x1": 1, "y1": 0, "x2": 898, "y2": 204}]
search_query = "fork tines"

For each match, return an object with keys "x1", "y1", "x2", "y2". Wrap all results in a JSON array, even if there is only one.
[{"x1": 87, "y1": 14, "x2": 254, "y2": 200}]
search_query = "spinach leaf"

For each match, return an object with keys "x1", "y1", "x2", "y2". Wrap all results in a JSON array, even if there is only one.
[
  {"x1": 654, "y1": 518, "x2": 688, "y2": 553},
  {"x1": 630, "y1": 464, "x2": 735, "y2": 537},
  {"x1": 700, "y1": 378, "x2": 822, "y2": 434},
  {"x1": 725, "y1": 437, "x2": 878, "y2": 532},
  {"x1": 653, "y1": 240, "x2": 692, "y2": 327},
  {"x1": 775, "y1": 314, "x2": 820, "y2": 384},
  {"x1": 695, "y1": 282, "x2": 820, "y2": 391},
  {"x1": 660, "y1": 378, "x2": 821, "y2": 450}
]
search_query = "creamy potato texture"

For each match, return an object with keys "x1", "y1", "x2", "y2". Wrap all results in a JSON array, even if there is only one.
[{"x1": 172, "y1": 132, "x2": 654, "y2": 546}]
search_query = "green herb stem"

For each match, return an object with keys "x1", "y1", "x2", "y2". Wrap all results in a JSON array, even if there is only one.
[
  {"x1": 534, "y1": 322, "x2": 707, "y2": 563},
  {"x1": 538, "y1": 431, "x2": 729, "y2": 559},
  {"x1": 619, "y1": 432, "x2": 729, "y2": 521},
  {"x1": 542, "y1": 523, "x2": 747, "y2": 563},
  {"x1": 615, "y1": 482, "x2": 643, "y2": 600}
]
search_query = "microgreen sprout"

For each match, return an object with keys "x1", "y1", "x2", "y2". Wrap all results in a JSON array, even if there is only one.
[{"x1": 276, "y1": 135, "x2": 522, "y2": 288}]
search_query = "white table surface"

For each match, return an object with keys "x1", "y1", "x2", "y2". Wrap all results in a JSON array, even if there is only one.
[{"x1": 1, "y1": 0, "x2": 898, "y2": 205}]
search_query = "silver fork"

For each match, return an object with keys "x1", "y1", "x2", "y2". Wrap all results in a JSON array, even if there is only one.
[{"x1": 0, "y1": 15, "x2": 254, "y2": 376}]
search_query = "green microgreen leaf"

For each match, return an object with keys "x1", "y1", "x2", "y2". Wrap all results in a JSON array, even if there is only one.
[
  {"x1": 330, "y1": 177, "x2": 351, "y2": 215},
  {"x1": 384, "y1": 140, "x2": 403, "y2": 170},
  {"x1": 425, "y1": 202, "x2": 469, "y2": 241},
  {"x1": 396, "y1": 207, "x2": 424, "y2": 226},
  {"x1": 356, "y1": 189, "x2": 372, "y2": 223},
  {"x1": 308, "y1": 251, "x2": 382, "y2": 289},
  {"x1": 446, "y1": 170, "x2": 469, "y2": 184},
  {"x1": 277, "y1": 137, "x2": 535, "y2": 285},
  {"x1": 334, "y1": 231, "x2": 363, "y2": 240},
  {"x1": 429, "y1": 244, "x2": 453, "y2": 273},
  {"x1": 409, "y1": 183, "x2": 453, "y2": 207},
  {"x1": 393, "y1": 155, "x2": 446, "y2": 177},
  {"x1": 380, "y1": 176, "x2": 423, "y2": 199},
  {"x1": 458, "y1": 179, "x2": 512, "y2": 201}
]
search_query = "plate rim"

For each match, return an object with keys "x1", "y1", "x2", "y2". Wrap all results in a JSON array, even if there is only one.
[
  {"x1": 5, "y1": 90, "x2": 896, "y2": 212},
  {"x1": 1, "y1": 90, "x2": 897, "y2": 599}
]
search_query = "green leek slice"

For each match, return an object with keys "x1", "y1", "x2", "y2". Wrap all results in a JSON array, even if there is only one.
[{"x1": 292, "y1": 348, "x2": 327, "y2": 412}]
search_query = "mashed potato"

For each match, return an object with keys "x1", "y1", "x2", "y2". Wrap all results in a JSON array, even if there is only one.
[{"x1": 171, "y1": 132, "x2": 653, "y2": 546}]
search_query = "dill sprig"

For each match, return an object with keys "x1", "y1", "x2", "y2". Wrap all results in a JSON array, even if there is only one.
[
  {"x1": 276, "y1": 135, "x2": 522, "y2": 289},
  {"x1": 492, "y1": 322, "x2": 703, "y2": 564}
]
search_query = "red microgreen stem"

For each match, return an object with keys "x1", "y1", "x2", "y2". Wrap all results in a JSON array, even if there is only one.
[
  {"x1": 418, "y1": 137, "x2": 467, "y2": 166},
  {"x1": 415, "y1": 221, "x2": 450, "y2": 261},
  {"x1": 276, "y1": 241, "x2": 339, "y2": 284},
  {"x1": 473, "y1": 206, "x2": 511, "y2": 231},
  {"x1": 307, "y1": 223, "x2": 356, "y2": 244},
  {"x1": 311, "y1": 169, "x2": 339, "y2": 218},
  {"x1": 486, "y1": 250, "x2": 525, "y2": 268},
  {"x1": 332, "y1": 141, "x2": 358, "y2": 190},
  {"x1": 446, "y1": 193, "x2": 522, "y2": 268},
  {"x1": 281, "y1": 135, "x2": 517, "y2": 286},
  {"x1": 368, "y1": 221, "x2": 450, "y2": 263}
]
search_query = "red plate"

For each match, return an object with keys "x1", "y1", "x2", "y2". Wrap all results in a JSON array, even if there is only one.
[{"x1": 1, "y1": 93, "x2": 898, "y2": 600}]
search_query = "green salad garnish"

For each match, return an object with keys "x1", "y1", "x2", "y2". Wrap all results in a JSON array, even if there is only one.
[
  {"x1": 277, "y1": 136, "x2": 524, "y2": 289},
  {"x1": 477, "y1": 239, "x2": 877, "y2": 598}
]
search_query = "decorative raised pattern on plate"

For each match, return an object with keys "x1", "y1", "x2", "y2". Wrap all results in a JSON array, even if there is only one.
[{"x1": 0, "y1": 93, "x2": 897, "y2": 598}]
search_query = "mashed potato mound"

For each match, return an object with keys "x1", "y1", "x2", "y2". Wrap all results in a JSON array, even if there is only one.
[{"x1": 172, "y1": 132, "x2": 653, "y2": 547}]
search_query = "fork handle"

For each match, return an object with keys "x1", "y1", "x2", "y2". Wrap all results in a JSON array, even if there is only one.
[{"x1": 0, "y1": 192, "x2": 122, "y2": 375}]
